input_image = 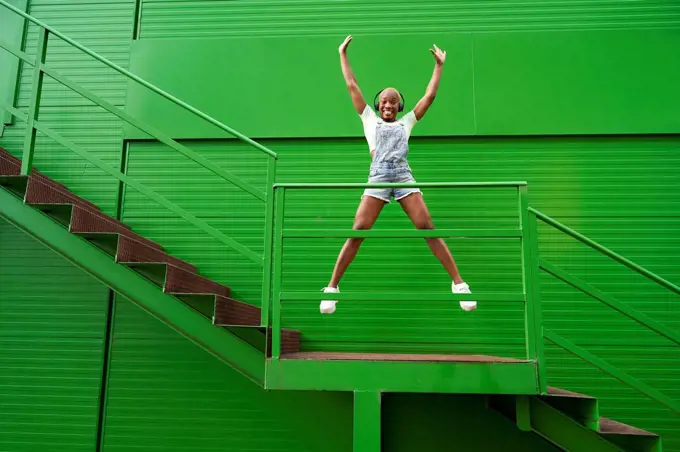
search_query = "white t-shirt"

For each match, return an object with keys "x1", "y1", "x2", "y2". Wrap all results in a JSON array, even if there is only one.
[{"x1": 359, "y1": 104, "x2": 418, "y2": 154}]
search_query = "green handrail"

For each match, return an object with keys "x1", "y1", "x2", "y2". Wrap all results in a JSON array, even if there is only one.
[
  {"x1": 0, "y1": 0, "x2": 280, "y2": 267},
  {"x1": 545, "y1": 329, "x2": 680, "y2": 414},
  {"x1": 533, "y1": 209, "x2": 679, "y2": 414},
  {"x1": 530, "y1": 207, "x2": 680, "y2": 295},
  {"x1": 267, "y1": 182, "x2": 546, "y2": 395},
  {"x1": 0, "y1": 0, "x2": 276, "y2": 159}
]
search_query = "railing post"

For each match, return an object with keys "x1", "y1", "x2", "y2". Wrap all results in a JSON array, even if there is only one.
[
  {"x1": 21, "y1": 26, "x2": 48, "y2": 175},
  {"x1": 261, "y1": 158, "x2": 276, "y2": 328},
  {"x1": 270, "y1": 186, "x2": 285, "y2": 359},
  {"x1": 518, "y1": 185, "x2": 546, "y2": 392},
  {"x1": 528, "y1": 210, "x2": 547, "y2": 392}
]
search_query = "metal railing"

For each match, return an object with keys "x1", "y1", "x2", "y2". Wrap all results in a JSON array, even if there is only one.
[
  {"x1": 266, "y1": 181, "x2": 547, "y2": 389},
  {"x1": 530, "y1": 208, "x2": 680, "y2": 414},
  {"x1": 0, "y1": 0, "x2": 278, "y2": 272}
]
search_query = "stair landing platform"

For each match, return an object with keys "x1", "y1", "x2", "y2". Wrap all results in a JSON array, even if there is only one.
[{"x1": 265, "y1": 351, "x2": 538, "y2": 394}]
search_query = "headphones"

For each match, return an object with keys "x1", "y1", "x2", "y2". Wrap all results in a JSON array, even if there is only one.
[{"x1": 373, "y1": 89, "x2": 405, "y2": 113}]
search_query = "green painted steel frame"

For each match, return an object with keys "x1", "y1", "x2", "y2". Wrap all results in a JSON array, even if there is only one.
[
  {"x1": 529, "y1": 397, "x2": 622, "y2": 451},
  {"x1": 267, "y1": 183, "x2": 544, "y2": 394},
  {"x1": 265, "y1": 358, "x2": 539, "y2": 394},
  {"x1": 0, "y1": 185, "x2": 265, "y2": 383},
  {"x1": 532, "y1": 208, "x2": 680, "y2": 415},
  {"x1": 354, "y1": 392, "x2": 381, "y2": 452},
  {"x1": 545, "y1": 330, "x2": 680, "y2": 414},
  {"x1": 0, "y1": 0, "x2": 278, "y2": 274}
]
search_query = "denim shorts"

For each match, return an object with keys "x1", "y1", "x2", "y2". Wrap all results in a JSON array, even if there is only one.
[{"x1": 363, "y1": 163, "x2": 421, "y2": 203}]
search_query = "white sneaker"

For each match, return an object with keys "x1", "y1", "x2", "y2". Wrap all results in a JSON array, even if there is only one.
[
  {"x1": 320, "y1": 286, "x2": 339, "y2": 314},
  {"x1": 453, "y1": 282, "x2": 477, "y2": 311}
]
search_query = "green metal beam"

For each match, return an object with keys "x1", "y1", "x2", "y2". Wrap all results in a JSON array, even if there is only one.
[
  {"x1": 20, "y1": 27, "x2": 47, "y2": 175},
  {"x1": 541, "y1": 259, "x2": 680, "y2": 346},
  {"x1": 30, "y1": 118, "x2": 262, "y2": 265},
  {"x1": 0, "y1": 186, "x2": 265, "y2": 384},
  {"x1": 545, "y1": 330, "x2": 680, "y2": 414},
  {"x1": 515, "y1": 395, "x2": 532, "y2": 432},
  {"x1": 0, "y1": 0, "x2": 278, "y2": 159},
  {"x1": 266, "y1": 359, "x2": 539, "y2": 394},
  {"x1": 354, "y1": 392, "x2": 381, "y2": 452},
  {"x1": 282, "y1": 228, "x2": 521, "y2": 238},
  {"x1": 276, "y1": 181, "x2": 527, "y2": 189},
  {"x1": 279, "y1": 291, "x2": 525, "y2": 302},
  {"x1": 41, "y1": 63, "x2": 265, "y2": 202},
  {"x1": 531, "y1": 207, "x2": 680, "y2": 296},
  {"x1": 529, "y1": 398, "x2": 623, "y2": 451}
]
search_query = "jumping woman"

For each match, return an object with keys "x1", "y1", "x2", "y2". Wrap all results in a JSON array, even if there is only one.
[{"x1": 320, "y1": 35, "x2": 476, "y2": 315}]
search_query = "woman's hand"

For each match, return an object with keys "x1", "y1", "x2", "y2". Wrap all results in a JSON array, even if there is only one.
[
  {"x1": 430, "y1": 44, "x2": 446, "y2": 65},
  {"x1": 339, "y1": 35, "x2": 353, "y2": 54}
]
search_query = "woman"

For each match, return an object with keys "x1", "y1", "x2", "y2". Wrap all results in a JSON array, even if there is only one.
[{"x1": 320, "y1": 35, "x2": 475, "y2": 314}]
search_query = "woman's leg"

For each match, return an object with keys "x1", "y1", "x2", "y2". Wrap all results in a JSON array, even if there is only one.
[
  {"x1": 398, "y1": 193, "x2": 464, "y2": 284},
  {"x1": 327, "y1": 195, "x2": 386, "y2": 288}
]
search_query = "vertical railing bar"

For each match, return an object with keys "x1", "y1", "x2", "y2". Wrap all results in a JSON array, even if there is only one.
[
  {"x1": 529, "y1": 210, "x2": 547, "y2": 392},
  {"x1": 518, "y1": 185, "x2": 537, "y2": 364},
  {"x1": 271, "y1": 187, "x2": 285, "y2": 359},
  {"x1": 261, "y1": 158, "x2": 276, "y2": 327},
  {"x1": 20, "y1": 26, "x2": 48, "y2": 175}
]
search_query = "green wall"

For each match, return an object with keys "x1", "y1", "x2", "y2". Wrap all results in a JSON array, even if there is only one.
[
  {"x1": 1, "y1": 0, "x2": 680, "y2": 450},
  {"x1": 103, "y1": 296, "x2": 354, "y2": 451},
  {"x1": 0, "y1": 219, "x2": 109, "y2": 451}
]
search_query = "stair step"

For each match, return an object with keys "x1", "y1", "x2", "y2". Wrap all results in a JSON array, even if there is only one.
[
  {"x1": 0, "y1": 152, "x2": 96, "y2": 208},
  {"x1": 223, "y1": 326, "x2": 301, "y2": 356},
  {"x1": 542, "y1": 387, "x2": 600, "y2": 431},
  {"x1": 0, "y1": 150, "x2": 21, "y2": 176},
  {"x1": 214, "y1": 297, "x2": 260, "y2": 326},
  {"x1": 69, "y1": 205, "x2": 162, "y2": 250},
  {"x1": 164, "y1": 264, "x2": 229, "y2": 297},
  {"x1": 116, "y1": 234, "x2": 195, "y2": 273},
  {"x1": 599, "y1": 417, "x2": 661, "y2": 452},
  {"x1": 266, "y1": 328, "x2": 301, "y2": 356},
  {"x1": 599, "y1": 418, "x2": 658, "y2": 437},
  {"x1": 25, "y1": 175, "x2": 103, "y2": 215}
]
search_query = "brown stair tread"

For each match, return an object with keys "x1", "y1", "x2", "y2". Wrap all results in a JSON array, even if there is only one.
[
  {"x1": 280, "y1": 352, "x2": 525, "y2": 363},
  {"x1": 546, "y1": 386, "x2": 596, "y2": 399},
  {"x1": 70, "y1": 205, "x2": 162, "y2": 250},
  {"x1": 116, "y1": 234, "x2": 196, "y2": 273},
  {"x1": 214, "y1": 297, "x2": 261, "y2": 326},
  {"x1": 25, "y1": 176, "x2": 111, "y2": 219},
  {"x1": 164, "y1": 264, "x2": 230, "y2": 297},
  {"x1": 599, "y1": 417, "x2": 658, "y2": 437}
]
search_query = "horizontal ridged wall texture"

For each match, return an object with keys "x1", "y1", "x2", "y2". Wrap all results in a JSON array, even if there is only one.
[
  {"x1": 139, "y1": 0, "x2": 680, "y2": 38},
  {"x1": 124, "y1": 134, "x2": 680, "y2": 447},
  {"x1": 0, "y1": 219, "x2": 108, "y2": 452},
  {"x1": 0, "y1": 0, "x2": 134, "y2": 215},
  {"x1": 103, "y1": 295, "x2": 353, "y2": 452}
]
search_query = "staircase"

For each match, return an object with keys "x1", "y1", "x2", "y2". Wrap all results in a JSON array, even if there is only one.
[
  {"x1": 490, "y1": 387, "x2": 662, "y2": 451},
  {"x1": 0, "y1": 145, "x2": 666, "y2": 451},
  {"x1": 0, "y1": 147, "x2": 301, "y2": 370}
]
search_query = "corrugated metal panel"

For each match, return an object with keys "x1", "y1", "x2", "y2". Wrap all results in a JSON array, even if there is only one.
[
  {"x1": 124, "y1": 134, "x2": 679, "y2": 446},
  {"x1": 103, "y1": 295, "x2": 353, "y2": 452},
  {"x1": 140, "y1": 0, "x2": 680, "y2": 38},
  {"x1": 0, "y1": 219, "x2": 109, "y2": 452},
  {"x1": 0, "y1": 0, "x2": 134, "y2": 215},
  {"x1": 122, "y1": 140, "x2": 270, "y2": 304}
]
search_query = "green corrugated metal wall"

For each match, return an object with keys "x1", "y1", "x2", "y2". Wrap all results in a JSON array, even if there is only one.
[
  {"x1": 0, "y1": 219, "x2": 109, "y2": 451},
  {"x1": 1, "y1": 0, "x2": 679, "y2": 450},
  {"x1": 139, "y1": 0, "x2": 680, "y2": 37},
  {"x1": 0, "y1": 0, "x2": 133, "y2": 215},
  {"x1": 103, "y1": 296, "x2": 354, "y2": 451}
]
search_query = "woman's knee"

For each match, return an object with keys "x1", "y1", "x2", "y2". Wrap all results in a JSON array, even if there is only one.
[
  {"x1": 352, "y1": 217, "x2": 373, "y2": 231},
  {"x1": 414, "y1": 216, "x2": 434, "y2": 230}
]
